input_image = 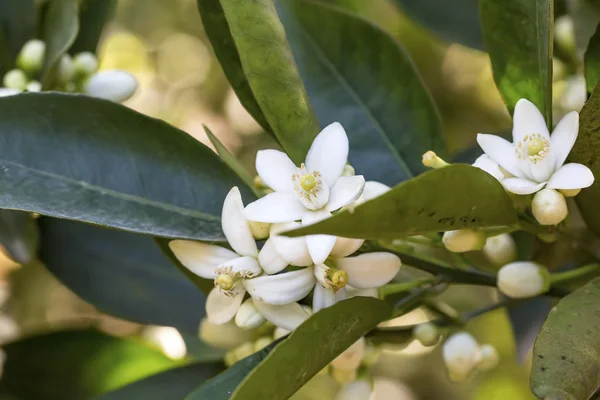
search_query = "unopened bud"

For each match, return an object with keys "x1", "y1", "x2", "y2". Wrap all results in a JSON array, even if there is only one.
[
  {"x1": 335, "y1": 380, "x2": 372, "y2": 400},
  {"x1": 422, "y1": 151, "x2": 449, "y2": 169},
  {"x1": 554, "y1": 15, "x2": 575, "y2": 56},
  {"x1": 483, "y1": 234, "x2": 517, "y2": 267},
  {"x1": 478, "y1": 344, "x2": 499, "y2": 371},
  {"x1": 442, "y1": 229, "x2": 486, "y2": 253},
  {"x1": 235, "y1": 298, "x2": 266, "y2": 329},
  {"x1": 249, "y1": 220, "x2": 270, "y2": 240},
  {"x1": 26, "y1": 81, "x2": 42, "y2": 92},
  {"x1": 73, "y1": 52, "x2": 99, "y2": 77},
  {"x1": 3, "y1": 69, "x2": 27, "y2": 90},
  {"x1": 273, "y1": 326, "x2": 290, "y2": 340},
  {"x1": 532, "y1": 189, "x2": 568, "y2": 225},
  {"x1": 413, "y1": 322, "x2": 440, "y2": 347},
  {"x1": 199, "y1": 318, "x2": 257, "y2": 349},
  {"x1": 442, "y1": 332, "x2": 481, "y2": 381},
  {"x1": 342, "y1": 164, "x2": 355, "y2": 177},
  {"x1": 331, "y1": 337, "x2": 365, "y2": 371},
  {"x1": 253, "y1": 336, "x2": 272, "y2": 352},
  {"x1": 84, "y1": 70, "x2": 138, "y2": 103},
  {"x1": 497, "y1": 262, "x2": 550, "y2": 298},
  {"x1": 57, "y1": 54, "x2": 75, "y2": 85},
  {"x1": 17, "y1": 39, "x2": 45, "y2": 74},
  {"x1": 233, "y1": 342, "x2": 255, "y2": 361},
  {"x1": 559, "y1": 188, "x2": 581, "y2": 197}
]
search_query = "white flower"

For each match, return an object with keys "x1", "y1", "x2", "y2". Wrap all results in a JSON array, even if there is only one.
[
  {"x1": 531, "y1": 188, "x2": 568, "y2": 225},
  {"x1": 483, "y1": 233, "x2": 517, "y2": 267},
  {"x1": 169, "y1": 187, "x2": 313, "y2": 327},
  {"x1": 477, "y1": 99, "x2": 594, "y2": 195},
  {"x1": 244, "y1": 123, "x2": 365, "y2": 264},
  {"x1": 85, "y1": 70, "x2": 138, "y2": 103},
  {"x1": 442, "y1": 229, "x2": 486, "y2": 253},
  {"x1": 443, "y1": 332, "x2": 481, "y2": 381},
  {"x1": 497, "y1": 262, "x2": 550, "y2": 298}
]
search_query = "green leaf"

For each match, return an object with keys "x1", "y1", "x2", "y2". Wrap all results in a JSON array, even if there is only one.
[
  {"x1": 230, "y1": 297, "x2": 392, "y2": 400},
  {"x1": 70, "y1": 0, "x2": 117, "y2": 54},
  {"x1": 41, "y1": 0, "x2": 79, "y2": 87},
  {"x1": 0, "y1": 0, "x2": 36, "y2": 73},
  {"x1": 39, "y1": 218, "x2": 207, "y2": 332},
  {"x1": 275, "y1": 0, "x2": 444, "y2": 186},
  {"x1": 0, "y1": 93, "x2": 254, "y2": 241},
  {"x1": 480, "y1": 0, "x2": 554, "y2": 127},
  {"x1": 98, "y1": 362, "x2": 224, "y2": 400},
  {"x1": 531, "y1": 278, "x2": 600, "y2": 400},
  {"x1": 585, "y1": 22, "x2": 600, "y2": 93},
  {"x1": 0, "y1": 210, "x2": 39, "y2": 264},
  {"x1": 286, "y1": 165, "x2": 518, "y2": 240},
  {"x1": 0, "y1": 329, "x2": 180, "y2": 400},
  {"x1": 393, "y1": 0, "x2": 483, "y2": 50},
  {"x1": 199, "y1": 0, "x2": 320, "y2": 164}
]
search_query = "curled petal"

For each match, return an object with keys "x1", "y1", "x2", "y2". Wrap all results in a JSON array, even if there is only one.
[
  {"x1": 255, "y1": 149, "x2": 297, "y2": 192},
  {"x1": 215, "y1": 256, "x2": 262, "y2": 278},
  {"x1": 168, "y1": 240, "x2": 236, "y2": 279},
  {"x1": 502, "y1": 177, "x2": 546, "y2": 195},
  {"x1": 253, "y1": 300, "x2": 310, "y2": 331},
  {"x1": 244, "y1": 192, "x2": 306, "y2": 223},
  {"x1": 330, "y1": 237, "x2": 364, "y2": 258},
  {"x1": 313, "y1": 284, "x2": 337, "y2": 313},
  {"x1": 206, "y1": 285, "x2": 245, "y2": 325},
  {"x1": 472, "y1": 155, "x2": 504, "y2": 181},
  {"x1": 243, "y1": 267, "x2": 315, "y2": 305},
  {"x1": 512, "y1": 99, "x2": 550, "y2": 142},
  {"x1": 546, "y1": 163, "x2": 594, "y2": 190},
  {"x1": 270, "y1": 222, "x2": 313, "y2": 266},
  {"x1": 222, "y1": 187, "x2": 257, "y2": 257},
  {"x1": 326, "y1": 175, "x2": 365, "y2": 211},
  {"x1": 305, "y1": 122, "x2": 349, "y2": 187},
  {"x1": 337, "y1": 252, "x2": 401, "y2": 289},
  {"x1": 258, "y1": 238, "x2": 288, "y2": 275}
]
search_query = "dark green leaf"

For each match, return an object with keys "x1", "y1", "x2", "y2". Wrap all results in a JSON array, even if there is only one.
[
  {"x1": 480, "y1": 0, "x2": 554, "y2": 127},
  {"x1": 39, "y1": 218, "x2": 206, "y2": 332},
  {"x1": 393, "y1": 0, "x2": 483, "y2": 50},
  {"x1": 507, "y1": 297, "x2": 552, "y2": 362},
  {"x1": 70, "y1": 0, "x2": 117, "y2": 54},
  {"x1": 0, "y1": 210, "x2": 39, "y2": 264},
  {"x1": 231, "y1": 297, "x2": 392, "y2": 399},
  {"x1": 286, "y1": 165, "x2": 518, "y2": 240},
  {"x1": 41, "y1": 0, "x2": 79, "y2": 87},
  {"x1": 98, "y1": 362, "x2": 224, "y2": 400},
  {"x1": 531, "y1": 278, "x2": 600, "y2": 400},
  {"x1": 275, "y1": 0, "x2": 444, "y2": 186},
  {"x1": 0, "y1": 329, "x2": 180, "y2": 400},
  {"x1": 585, "y1": 21, "x2": 600, "y2": 93},
  {"x1": 0, "y1": 0, "x2": 36, "y2": 73},
  {"x1": 200, "y1": 0, "x2": 320, "y2": 164},
  {"x1": 0, "y1": 93, "x2": 254, "y2": 241}
]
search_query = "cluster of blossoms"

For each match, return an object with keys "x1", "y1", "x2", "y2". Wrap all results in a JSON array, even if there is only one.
[
  {"x1": 0, "y1": 39, "x2": 138, "y2": 103},
  {"x1": 170, "y1": 123, "x2": 401, "y2": 331}
]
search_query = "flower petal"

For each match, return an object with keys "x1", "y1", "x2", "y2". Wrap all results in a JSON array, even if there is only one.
[
  {"x1": 234, "y1": 298, "x2": 266, "y2": 329},
  {"x1": 512, "y1": 98, "x2": 550, "y2": 142},
  {"x1": 312, "y1": 284, "x2": 337, "y2": 313},
  {"x1": 337, "y1": 252, "x2": 401, "y2": 289},
  {"x1": 502, "y1": 177, "x2": 546, "y2": 195},
  {"x1": 476, "y1": 134, "x2": 523, "y2": 178},
  {"x1": 253, "y1": 300, "x2": 310, "y2": 330},
  {"x1": 258, "y1": 238, "x2": 288, "y2": 275},
  {"x1": 472, "y1": 155, "x2": 504, "y2": 181},
  {"x1": 168, "y1": 240, "x2": 236, "y2": 279},
  {"x1": 546, "y1": 163, "x2": 594, "y2": 190},
  {"x1": 326, "y1": 175, "x2": 365, "y2": 211},
  {"x1": 222, "y1": 187, "x2": 257, "y2": 257},
  {"x1": 255, "y1": 149, "x2": 297, "y2": 192},
  {"x1": 205, "y1": 286, "x2": 245, "y2": 325},
  {"x1": 528, "y1": 152, "x2": 556, "y2": 183},
  {"x1": 363, "y1": 181, "x2": 391, "y2": 201},
  {"x1": 330, "y1": 237, "x2": 364, "y2": 258},
  {"x1": 551, "y1": 111, "x2": 579, "y2": 170},
  {"x1": 303, "y1": 210, "x2": 336, "y2": 264},
  {"x1": 216, "y1": 256, "x2": 262, "y2": 278},
  {"x1": 244, "y1": 192, "x2": 306, "y2": 223},
  {"x1": 270, "y1": 222, "x2": 313, "y2": 266},
  {"x1": 243, "y1": 268, "x2": 315, "y2": 305},
  {"x1": 305, "y1": 122, "x2": 349, "y2": 187}
]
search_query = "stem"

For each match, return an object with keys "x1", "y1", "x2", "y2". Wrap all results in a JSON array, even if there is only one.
[
  {"x1": 519, "y1": 219, "x2": 553, "y2": 236},
  {"x1": 379, "y1": 278, "x2": 434, "y2": 298},
  {"x1": 550, "y1": 263, "x2": 600, "y2": 284}
]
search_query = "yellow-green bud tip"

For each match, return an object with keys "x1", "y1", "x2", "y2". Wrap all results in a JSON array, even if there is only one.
[{"x1": 422, "y1": 151, "x2": 448, "y2": 169}]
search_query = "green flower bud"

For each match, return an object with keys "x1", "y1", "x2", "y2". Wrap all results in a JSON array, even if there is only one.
[
  {"x1": 442, "y1": 229, "x2": 486, "y2": 253},
  {"x1": 483, "y1": 234, "x2": 517, "y2": 267},
  {"x1": 413, "y1": 322, "x2": 440, "y2": 347},
  {"x1": 16, "y1": 39, "x2": 45, "y2": 74},
  {"x1": 3, "y1": 69, "x2": 28, "y2": 90},
  {"x1": 57, "y1": 54, "x2": 75, "y2": 85},
  {"x1": 26, "y1": 81, "x2": 42, "y2": 92},
  {"x1": 73, "y1": 52, "x2": 99, "y2": 77}
]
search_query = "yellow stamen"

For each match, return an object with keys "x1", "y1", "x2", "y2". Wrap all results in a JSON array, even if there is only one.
[
  {"x1": 300, "y1": 173, "x2": 316, "y2": 191},
  {"x1": 216, "y1": 274, "x2": 234, "y2": 291},
  {"x1": 330, "y1": 269, "x2": 348, "y2": 291}
]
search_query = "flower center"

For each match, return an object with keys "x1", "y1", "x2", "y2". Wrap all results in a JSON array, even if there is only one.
[
  {"x1": 527, "y1": 138, "x2": 545, "y2": 156},
  {"x1": 300, "y1": 173, "x2": 316, "y2": 191},
  {"x1": 329, "y1": 269, "x2": 348, "y2": 290},
  {"x1": 291, "y1": 163, "x2": 329, "y2": 210},
  {"x1": 216, "y1": 274, "x2": 234, "y2": 291},
  {"x1": 516, "y1": 133, "x2": 550, "y2": 164}
]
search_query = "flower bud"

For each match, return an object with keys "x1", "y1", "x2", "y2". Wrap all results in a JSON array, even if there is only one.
[
  {"x1": 442, "y1": 332, "x2": 481, "y2": 381},
  {"x1": 483, "y1": 234, "x2": 517, "y2": 267},
  {"x1": 73, "y1": 52, "x2": 99, "y2": 77},
  {"x1": 554, "y1": 15, "x2": 575, "y2": 56},
  {"x1": 57, "y1": 54, "x2": 75, "y2": 85},
  {"x1": 442, "y1": 229, "x2": 486, "y2": 253},
  {"x1": 331, "y1": 337, "x2": 365, "y2": 371},
  {"x1": 335, "y1": 380, "x2": 372, "y2": 400},
  {"x1": 559, "y1": 188, "x2": 581, "y2": 198},
  {"x1": 199, "y1": 318, "x2": 257, "y2": 349},
  {"x1": 253, "y1": 335, "x2": 272, "y2": 352},
  {"x1": 84, "y1": 70, "x2": 138, "y2": 103},
  {"x1": 273, "y1": 326, "x2": 290, "y2": 340},
  {"x1": 497, "y1": 262, "x2": 551, "y2": 298},
  {"x1": 532, "y1": 188, "x2": 568, "y2": 225},
  {"x1": 249, "y1": 220, "x2": 270, "y2": 239},
  {"x1": 478, "y1": 344, "x2": 499, "y2": 371},
  {"x1": 0, "y1": 88, "x2": 21, "y2": 97},
  {"x1": 235, "y1": 298, "x2": 266, "y2": 329},
  {"x1": 26, "y1": 81, "x2": 42, "y2": 92},
  {"x1": 3, "y1": 69, "x2": 27, "y2": 90},
  {"x1": 413, "y1": 322, "x2": 440, "y2": 347},
  {"x1": 342, "y1": 164, "x2": 355, "y2": 177},
  {"x1": 422, "y1": 151, "x2": 449, "y2": 169},
  {"x1": 17, "y1": 39, "x2": 45, "y2": 74}
]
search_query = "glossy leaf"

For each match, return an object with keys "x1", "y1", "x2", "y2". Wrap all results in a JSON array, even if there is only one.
[
  {"x1": 586, "y1": 22, "x2": 600, "y2": 93},
  {"x1": 275, "y1": 0, "x2": 444, "y2": 185},
  {"x1": 393, "y1": 0, "x2": 483, "y2": 50},
  {"x1": 0, "y1": 0, "x2": 36, "y2": 73},
  {"x1": 41, "y1": 0, "x2": 79, "y2": 87},
  {"x1": 286, "y1": 165, "x2": 518, "y2": 240},
  {"x1": 0, "y1": 93, "x2": 254, "y2": 241},
  {"x1": 0, "y1": 329, "x2": 180, "y2": 400},
  {"x1": 70, "y1": 0, "x2": 117, "y2": 54},
  {"x1": 39, "y1": 218, "x2": 206, "y2": 333},
  {"x1": 480, "y1": 0, "x2": 554, "y2": 127},
  {"x1": 99, "y1": 362, "x2": 224, "y2": 400},
  {"x1": 200, "y1": 0, "x2": 320, "y2": 164},
  {"x1": 0, "y1": 210, "x2": 39, "y2": 264},
  {"x1": 231, "y1": 297, "x2": 393, "y2": 399},
  {"x1": 531, "y1": 278, "x2": 600, "y2": 400}
]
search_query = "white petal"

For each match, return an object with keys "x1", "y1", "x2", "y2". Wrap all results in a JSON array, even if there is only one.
[
  {"x1": 313, "y1": 284, "x2": 337, "y2": 313},
  {"x1": 551, "y1": 111, "x2": 579, "y2": 170},
  {"x1": 305, "y1": 122, "x2": 349, "y2": 187},
  {"x1": 253, "y1": 300, "x2": 310, "y2": 331},
  {"x1": 168, "y1": 240, "x2": 236, "y2": 279},
  {"x1": 330, "y1": 237, "x2": 364, "y2": 258},
  {"x1": 502, "y1": 177, "x2": 546, "y2": 195},
  {"x1": 234, "y1": 298, "x2": 266, "y2": 329},
  {"x1": 326, "y1": 175, "x2": 366, "y2": 211},
  {"x1": 546, "y1": 163, "x2": 594, "y2": 190},
  {"x1": 244, "y1": 192, "x2": 306, "y2": 223},
  {"x1": 512, "y1": 98, "x2": 550, "y2": 142},
  {"x1": 303, "y1": 210, "x2": 336, "y2": 264},
  {"x1": 334, "y1": 287, "x2": 350, "y2": 302},
  {"x1": 205, "y1": 286, "x2": 245, "y2": 325},
  {"x1": 85, "y1": 70, "x2": 138, "y2": 103},
  {"x1": 345, "y1": 286, "x2": 378, "y2": 299},
  {"x1": 216, "y1": 256, "x2": 262, "y2": 278},
  {"x1": 222, "y1": 187, "x2": 257, "y2": 257},
  {"x1": 528, "y1": 149, "x2": 556, "y2": 183},
  {"x1": 472, "y1": 155, "x2": 504, "y2": 181},
  {"x1": 243, "y1": 268, "x2": 315, "y2": 305},
  {"x1": 476, "y1": 134, "x2": 523, "y2": 178},
  {"x1": 258, "y1": 238, "x2": 288, "y2": 275},
  {"x1": 270, "y1": 222, "x2": 313, "y2": 266},
  {"x1": 255, "y1": 149, "x2": 297, "y2": 192},
  {"x1": 362, "y1": 181, "x2": 391, "y2": 201},
  {"x1": 337, "y1": 253, "x2": 401, "y2": 289}
]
